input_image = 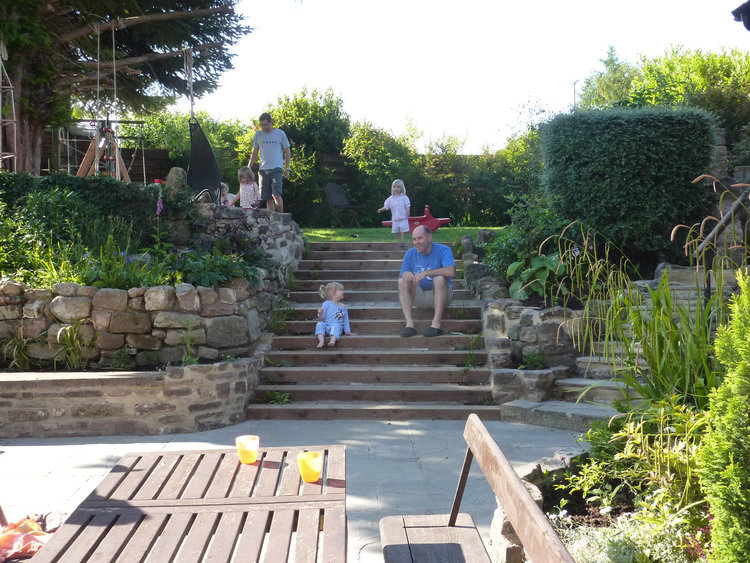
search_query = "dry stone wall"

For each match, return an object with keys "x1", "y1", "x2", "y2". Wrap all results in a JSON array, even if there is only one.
[
  {"x1": 480, "y1": 279, "x2": 580, "y2": 403},
  {"x1": 0, "y1": 205, "x2": 305, "y2": 437},
  {"x1": 0, "y1": 359, "x2": 259, "y2": 438}
]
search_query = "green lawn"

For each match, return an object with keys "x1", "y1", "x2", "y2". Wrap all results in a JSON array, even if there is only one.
[{"x1": 302, "y1": 226, "x2": 503, "y2": 244}]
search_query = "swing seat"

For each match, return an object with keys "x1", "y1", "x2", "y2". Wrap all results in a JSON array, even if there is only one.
[
  {"x1": 382, "y1": 205, "x2": 451, "y2": 233},
  {"x1": 187, "y1": 117, "x2": 222, "y2": 204}
]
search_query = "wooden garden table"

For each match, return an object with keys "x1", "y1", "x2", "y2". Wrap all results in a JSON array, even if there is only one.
[{"x1": 31, "y1": 445, "x2": 347, "y2": 562}]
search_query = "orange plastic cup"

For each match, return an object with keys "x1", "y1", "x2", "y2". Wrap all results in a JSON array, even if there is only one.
[
  {"x1": 236, "y1": 435, "x2": 260, "y2": 464},
  {"x1": 297, "y1": 451, "x2": 323, "y2": 483}
]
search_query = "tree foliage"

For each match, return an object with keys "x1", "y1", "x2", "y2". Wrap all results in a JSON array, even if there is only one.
[
  {"x1": 0, "y1": 1, "x2": 249, "y2": 173},
  {"x1": 342, "y1": 122, "x2": 421, "y2": 225},
  {"x1": 119, "y1": 111, "x2": 246, "y2": 186},
  {"x1": 234, "y1": 89, "x2": 351, "y2": 226},
  {"x1": 579, "y1": 46, "x2": 641, "y2": 109},
  {"x1": 627, "y1": 47, "x2": 750, "y2": 148}
]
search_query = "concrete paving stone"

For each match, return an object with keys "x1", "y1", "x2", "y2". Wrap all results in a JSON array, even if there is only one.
[{"x1": 0, "y1": 419, "x2": 584, "y2": 562}]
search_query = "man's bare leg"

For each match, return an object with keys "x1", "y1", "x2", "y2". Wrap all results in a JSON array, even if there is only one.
[
  {"x1": 266, "y1": 198, "x2": 276, "y2": 212},
  {"x1": 272, "y1": 194, "x2": 284, "y2": 214},
  {"x1": 398, "y1": 277, "x2": 416, "y2": 329},
  {"x1": 430, "y1": 276, "x2": 452, "y2": 329}
]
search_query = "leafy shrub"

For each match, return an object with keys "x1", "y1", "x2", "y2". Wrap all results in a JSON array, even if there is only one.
[
  {"x1": 555, "y1": 511, "x2": 701, "y2": 563},
  {"x1": 485, "y1": 192, "x2": 569, "y2": 282},
  {"x1": 563, "y1": 398, "x2": 709, "y2": 532},
  {"x1": 540, "y1": 107, "x2": 714, "y2": 265},
  {"x1": 697, "y1": 270, "x2": 750, "y2": 562},
  {"x1": 507, "y1": 253, "x2": 566, "y2": 300},
  {"x1": 170, "y1": 249, "x2": 261, "y2": 287}
]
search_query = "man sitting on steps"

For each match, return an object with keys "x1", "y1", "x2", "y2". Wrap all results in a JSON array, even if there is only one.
[{"x1": 398, "y1": 225, "x2": 455, "y2": 337}]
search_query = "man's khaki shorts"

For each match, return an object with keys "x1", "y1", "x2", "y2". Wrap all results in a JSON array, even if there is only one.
[{"x1": 415, "y1": 285, "x2": 453, "y2": 308}]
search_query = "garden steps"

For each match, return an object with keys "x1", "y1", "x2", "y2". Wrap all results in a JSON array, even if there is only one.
[
  {"x1": 294, "y1": 278, "x2": 467, "y2": 291},
  {"x1": 255, "y1": 383, "x2": 493, "y2": 403},
  {"x1": 295, "y1": 269, "x2": 401, "y2": 280},
  {"x1": 245, "y1": 401, "x2": 502, "y2": 421},
  {"x1": 282, "y1": 318, "x2": 481, "y2": 335},
  {"x1": 261, "y1": 365, "x2": 488, "y2": 384},
  {"x1": 270, "y1": 333, "x2": 481, "y2": 350},
  {"x1": 289, "y1": 302, "x2": 481, "y2": 321},
  {"x1": 266, "y1": 348, "x2": 485, "y2": 367},
  {"x1": 246, "y1": 239, "x2": 500, "y2": 421},
  {"x1": 287, "y1": 288, "x2": 475, "y2": 303},
  {"x1": 553, "y1": 377, "x2": 638, "y2": 404},
  {"x1": 499, "y1": 399, "x2": 618, "y2": 433}
]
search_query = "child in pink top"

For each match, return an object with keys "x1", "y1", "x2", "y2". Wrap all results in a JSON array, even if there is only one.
[{"x1": 231, "y1": 166, "x2": 260, "y2": 210}]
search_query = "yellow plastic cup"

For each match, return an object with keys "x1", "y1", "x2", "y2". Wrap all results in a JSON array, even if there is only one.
[
  {"x1": 236, "y1": 435, "x2": 260, "y2": 464},
  {"x1": 297, "y1": 451, "x2": 323, "y2": 483}
]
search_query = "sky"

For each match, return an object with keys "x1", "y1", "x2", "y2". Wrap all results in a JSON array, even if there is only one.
[{"x1": 177, "y1": 0, "x2": 750, "y2": 154}]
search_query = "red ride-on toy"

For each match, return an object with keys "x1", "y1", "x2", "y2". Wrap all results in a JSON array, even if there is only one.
[{"x1": 381, "y1": 205, "x2": 450, "y2": 233}]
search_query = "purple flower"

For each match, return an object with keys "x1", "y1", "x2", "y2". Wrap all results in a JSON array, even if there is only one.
[{"x1": 154, "y1": 196, "x2": 164, "y2": 220}]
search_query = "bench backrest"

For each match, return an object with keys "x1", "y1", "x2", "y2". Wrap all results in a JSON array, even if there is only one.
[
  {"x1": 450, "y1": 414, "x2": 574, "y2": 562},
  {"x1": 324, "y1": 182, "x2": 354, "y2": 208}
]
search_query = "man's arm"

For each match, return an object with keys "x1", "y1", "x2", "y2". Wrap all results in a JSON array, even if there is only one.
[
  {"x1": 413, "y1": 264, "x2": 455, "y2": 282},
  {"x1": 282, "y1": 147, "x2": 291, "y2": 179},
  {"x1": 248, "y1": 147, "x2": 259, "y2": 169}
]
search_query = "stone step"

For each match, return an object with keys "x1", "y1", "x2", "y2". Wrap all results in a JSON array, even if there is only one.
[
  {"x1": 256, "y1": 383, "x2": 493, "y2": 403},
  {"x1": 294, "y1": 278, "x2": 467, "y2": 291},
  {"x1": 287, "y1": 289, "x2": 475, "y2": 303},
  {"x1": 295, "y1": 269, "x2": 400, "y2": 281},
  {"x1": 306, "y1": 241, "x2": 412, "y2": 252},
  {"x1": 305, "y1": 250, "x2": 408, "y2": 260},
  {"x1": 298, "y1": 259, "x2": 403, "y2": 271},
  {"x1": 260, "y1": 365, "x2": 489, "y2": 384},
  {"x1": 587, "y1": 340, "x2": 637, "y2": 356},
  {"x1": 289, "y1": 303, "x2": 481, "y2": 320},
  {"x1": 271, "y1": 333, "x2": 481, "y2": 350},
  {"x1": 245, "y1": 401, "x2": 502, "y2": 421},
  {"x1": 499, "y1": 399, "x2": 619, "y2": 433},
  {"x1": 266, "y1": 348, "x2": 486, "y2": 367},
  {"x1": 553, "y1": 377, "x2": 635, "y2": 404},
  {"x1": 283, "y1": 318, "x2": 482, "y2": 335},
  {"x1": 576, "y1": 355, "x2": 647, "y2": 379}
]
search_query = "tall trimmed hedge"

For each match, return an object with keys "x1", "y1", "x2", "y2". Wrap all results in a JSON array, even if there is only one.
[{"x1": 540, "y1": 108, "x2": 714, "y2": 259}]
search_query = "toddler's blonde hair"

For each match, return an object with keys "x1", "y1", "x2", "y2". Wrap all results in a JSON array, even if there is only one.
[
  {"x1": 319, "y1": 281, "x2": 344, "y2": 300},
  {"x1": 238, "y1": 166, "x2": 255, "y2": 183},
  {"x1": 391, "y1": 179, "x2": 406, "y2": 195}
]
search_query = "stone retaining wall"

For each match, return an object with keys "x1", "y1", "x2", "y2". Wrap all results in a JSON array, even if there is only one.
[
  {"x1": 0, "y1": 359, "x2": 260, "y2": 438},
  {"x1": 480, "y1": 279, "x2": 581, "y2": 403},
  {"x1": 0, "y1": 206, "x2": 305, "y2": 438}
]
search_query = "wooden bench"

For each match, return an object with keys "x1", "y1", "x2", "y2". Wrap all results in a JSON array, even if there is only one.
[
  {"x1": 324, "y1": 182, "x2": 361, "y2": 228},
  {"x1": 379, "y1": 414, "x2": 573, "y2": 562}
]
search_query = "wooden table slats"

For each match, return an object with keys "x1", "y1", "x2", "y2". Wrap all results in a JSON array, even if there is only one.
[{"x1": 32, "y1": 446, "x2": 346, "y2": 562}]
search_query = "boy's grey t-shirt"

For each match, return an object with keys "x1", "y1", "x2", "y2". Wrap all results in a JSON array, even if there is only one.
[{"x1": 253, "y1": 128, "x2": 290, "y2": 170}]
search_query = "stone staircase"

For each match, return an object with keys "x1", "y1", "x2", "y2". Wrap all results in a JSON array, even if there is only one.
[
  {"x1": 495, "y1": 274, "x2": 719, "y2": 430},
  {"x1": 245, "y1": 241, "x2": 501, "y2": 420},
  {"x1": 245, "y1": 244, "x2": 720, "y2": 430}
]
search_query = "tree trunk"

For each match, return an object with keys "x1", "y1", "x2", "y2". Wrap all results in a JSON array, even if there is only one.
[
  {"x1": 16, "y1": 108, "x2": 44, "y2": 175},
  {"x1": 10, "y1": 61, "x2": 46, "y2": 175}
]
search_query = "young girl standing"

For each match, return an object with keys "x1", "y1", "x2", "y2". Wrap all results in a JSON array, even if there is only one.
[
  {"x1": 315, "y1": 282, "x2": 352, "y2": 348},
  {"x1": 377, "y1": 179, "x2": 411, "y2": 240},
  {"x1": 231, "y1": 166, "x2": 260, "y2": 210}
]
